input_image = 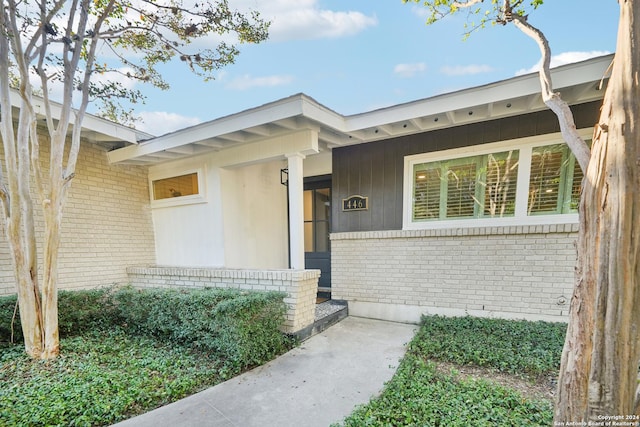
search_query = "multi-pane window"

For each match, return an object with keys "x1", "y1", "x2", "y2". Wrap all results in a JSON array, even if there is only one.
[
  {"x1": 528, "y1": 143, "x2": 583, "y2": 215},
  {"x1": 304, "y1": 188, "x2": 331, "y2": 252},
  {"x1": 412, "y1": 150, "x2": 519, "y2": 221},
  {"x1": 406, "y1": 136, "x2": 589, "y2": 228}
]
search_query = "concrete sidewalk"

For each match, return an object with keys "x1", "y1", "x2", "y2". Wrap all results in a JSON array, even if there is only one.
[{"x1": 112, "y1": 316, "x2": 416, "y2": 427}]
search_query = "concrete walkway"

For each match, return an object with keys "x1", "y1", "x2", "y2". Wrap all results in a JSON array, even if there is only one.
[{"x1": 113, "y1": 316, "x2": 416, "y2": 427}]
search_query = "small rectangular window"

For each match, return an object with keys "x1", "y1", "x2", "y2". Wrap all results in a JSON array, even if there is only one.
[
  {"x1": 412, "y1": 150, "x2": 519, "y2": 221},
  {"x1": 152, "y1": 172, "x2": 199, "y2": 201}
]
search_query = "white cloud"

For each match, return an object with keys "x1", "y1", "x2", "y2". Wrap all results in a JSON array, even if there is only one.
[
  {"x1": 394, "y1": 62, "x2": 427, "y2": 78},
  {"x1": 226, "y1": 74, "x2": 294, "y2": 90},
  {"x1": 515, "y1": 50, "x2": 611, "y2": 75},
  {"x1": 29, "y1": 66, "x2": 139, "y2": 107},
  {"x1": 410, "y1": 5, "x2": 429, "y2": 19},
  {"x1": 137, "y1": 111, "x2": 202, "y2": 136},
  {"x1": 440, "y1": 64, "x2": 494, "y2": 76},
  {"x1": 236, "y1": 0, "x2": 378, "y2": 41}
]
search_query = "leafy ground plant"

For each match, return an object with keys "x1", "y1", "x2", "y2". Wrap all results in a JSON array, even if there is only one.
[
  {"x1": 0, "y1": 328, "x2": 226, "y2": 426},
  {"x1": 335, "y1": 315, "x2": 566, "y2": 427},
  {"x1": 0, "y1": 287, "x2": 295, "y2": 426},
  {"x1": 412, "y1": 315, "x2": 567, "y2": 377}
]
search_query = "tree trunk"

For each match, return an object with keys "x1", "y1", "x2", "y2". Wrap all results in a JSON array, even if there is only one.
[
  {"x1": 554, "y1": 0, "x2": 640, "y2": 421},
  {"x1": 41, "y1": 179, "x2": 64, "y2": 359},
  {"x1": 8, "y1": 221, "x2": 43, "y2": 358}
]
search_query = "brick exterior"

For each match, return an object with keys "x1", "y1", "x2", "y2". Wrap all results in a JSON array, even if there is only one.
[
  {"x1": 331, "y1": 223, "x2": 579, "y2": 322},
  {"x1": 0, "y1": 135, "x2": 155, "y2": 295},
  {"x1": 126, "y1": 266, "x2": 320, "y2": 333}
]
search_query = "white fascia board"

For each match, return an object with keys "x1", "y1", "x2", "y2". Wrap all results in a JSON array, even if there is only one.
[
  {"x1": 108, "y1": 95, "x2": 312, "y2": 164},
  {"x1": 108, "y1": 54, "x2": 612, "y2": 163},
  {"x1": 10, "y1": 89, "x2": 150, "y2": 144},
  {"x1": 300, "y1": 96, "x2": 347, "y2": 131},
  {"x1": 80, "y1": 115, "x2": 150, "y2": 143},
  {"x1": 212, "y1": 129, "x2": 319, "y2": 168},
  {"x1": 343, "y1": 78, "x2": 538, "y2": 131},
  {"x1": 344, "y1": 54, "x2": 612, "y2": 132}
]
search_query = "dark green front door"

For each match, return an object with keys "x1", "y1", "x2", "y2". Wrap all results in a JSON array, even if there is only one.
[{"x1": 304, "y1": 177, "x2": 331, "y2": 296}]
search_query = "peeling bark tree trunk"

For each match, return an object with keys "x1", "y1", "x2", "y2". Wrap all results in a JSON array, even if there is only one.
[
  {"x1": 1, "y1": 91, "x2": 45, "y2": 358},
  {"x1": 554, "y1": 0, "x2": 640, "y2": 421}
]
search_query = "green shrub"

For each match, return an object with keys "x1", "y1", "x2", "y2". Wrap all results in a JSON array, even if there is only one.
[
  {"x1": 0, "y1": 287, "x2": 119, "y2": 344},
  {"x1": 1, "y1": 286, "x2": 294, "y2": 426},
  {"x1": 0, "y1": 294, "x2": 19, "y2": 343},
  {"x1": 2, "y1": 286, "x2": 292, "y2": 374},
  {"x1": 411, "y1": 315, "x2": 567, "y2": 377},
  {"x1": 57, "y1": 287, "x2": 120, "y2": 335},
  {"x1": 114, "y1": 286, "x2": 293, "y2": 374}
]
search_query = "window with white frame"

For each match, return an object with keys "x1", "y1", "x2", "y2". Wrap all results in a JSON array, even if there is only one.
[
  {"x1": 149, "y1": 168, "x2": 206, "y2": 208},
  {"x1": 412, "y1": 150, "x2": 519, "y2": 221},
  {"x1": 404, "y1": 132, "x2": 589, "y2": 229},
  {"x1": 152, "y1": 172, "x2": 199, "y2": 200}
]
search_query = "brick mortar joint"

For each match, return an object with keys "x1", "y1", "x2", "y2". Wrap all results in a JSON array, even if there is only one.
[
  {"x1": 330, "y1": 223, "x2": 579, "y2": 241},
  {"x1": 127, "y1": 266, "x2": 321, "y2": 281}
]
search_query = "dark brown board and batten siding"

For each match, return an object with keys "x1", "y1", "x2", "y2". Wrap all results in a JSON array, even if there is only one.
[{"x1": 331, "y1": 101, "x2": 601, "y2": 233}]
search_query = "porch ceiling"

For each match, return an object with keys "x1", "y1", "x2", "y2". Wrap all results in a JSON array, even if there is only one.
[{"x1": 108, "y1": 54, "x2": 612, "y2": 166}]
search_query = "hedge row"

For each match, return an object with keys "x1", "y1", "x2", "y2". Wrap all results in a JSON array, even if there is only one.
[
  {"x1": 0, "y1": 286, "x2": 292, "y2": 373},
  {"x1": 0, "y1": 287, "x2": 118, "y2": 343},
  {"x1": 114, "y1": 287, "x2": 292, "y2": 372}
]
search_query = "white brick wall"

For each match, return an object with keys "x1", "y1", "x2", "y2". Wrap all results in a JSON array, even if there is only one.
[
  {"x1": 127, "y1": 266, "x2": 319, "y2": 333},
  {"x1": 331, "y1": 223, "x2": 578, "y2": 322},
  {"x1": 0, "y1": 135, "x2": 156, "y2": 295}
]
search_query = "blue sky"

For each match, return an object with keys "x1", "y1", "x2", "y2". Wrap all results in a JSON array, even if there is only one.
[{"x1": 130, "y1": 0, "x2": 619, "y2": 136}]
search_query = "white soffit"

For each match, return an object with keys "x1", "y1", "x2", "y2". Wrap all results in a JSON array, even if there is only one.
[
  {"x1": 342, "y1": 54, "x2": 611, "y2": 139},
  {"x1": 108, "y1": 53, "x2": 612, "y2": 165}
]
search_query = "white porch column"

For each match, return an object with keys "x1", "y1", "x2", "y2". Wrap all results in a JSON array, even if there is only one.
[{"x1": 287, "y1": 153, "x2": 306, "y2": 269}]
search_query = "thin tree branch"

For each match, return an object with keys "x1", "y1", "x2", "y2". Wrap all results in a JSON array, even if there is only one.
[
  {"x1": 65, "y1": 0, "x2": 116, "y2": 181},
  {"x1": 508, "y1": 12, "x2": 591, "y2": 172},
  {"x1": 24, "y1": 0, "x2": 67, "y2": 57}
]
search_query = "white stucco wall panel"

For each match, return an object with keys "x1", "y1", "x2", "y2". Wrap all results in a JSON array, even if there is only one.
[
  {"x1": 303, "y1": 151, "x2": 332, "y2": 177},
  {"x1": 221, "y1": 160, "x2": 289, "y2": 269},
  {"x1": 150, "y1": 156, "x2": 224, "y2": 267},
  {"x1": 152, "y1": 202, "x2": 221, "y2": 266}
]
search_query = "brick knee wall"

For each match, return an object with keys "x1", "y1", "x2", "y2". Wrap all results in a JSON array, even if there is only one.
[
  {"x1": 127, "y1": 266, "x2": 319, "y2": 333},
  {"x1": 331, "y1": 224, "x2": 578, "y2": 322}
]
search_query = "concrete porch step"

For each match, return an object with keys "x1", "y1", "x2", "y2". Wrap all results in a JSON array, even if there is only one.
[{"x1": 294, "y1": 300, "x2": 348, "y2": 341}]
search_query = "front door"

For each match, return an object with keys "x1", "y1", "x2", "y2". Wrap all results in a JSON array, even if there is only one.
[{"x1": 304, "y1": 177, "x2": 331, "y2": 298}]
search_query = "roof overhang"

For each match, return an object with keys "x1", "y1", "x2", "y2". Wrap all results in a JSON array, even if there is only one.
[
  {"x1": 7, "y1": 89, "x2": 153, "y2": 150},
  {"x1": 108, "y1": 53, "x2": 612, "y2": 166}
]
